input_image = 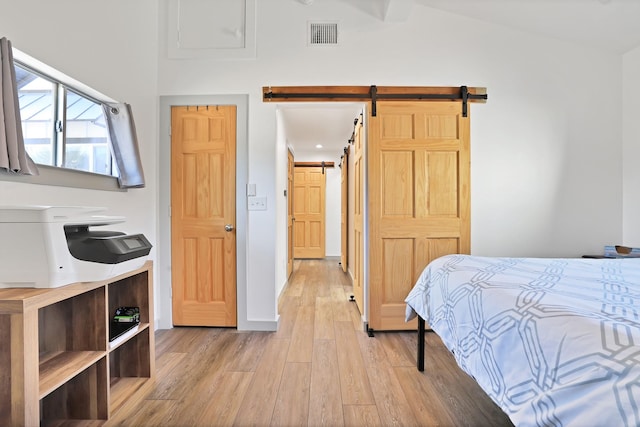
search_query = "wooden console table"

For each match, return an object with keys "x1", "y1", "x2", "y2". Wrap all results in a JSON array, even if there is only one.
[{"x1": 0, "y1": 261, "x2": 154, "y2": 426}]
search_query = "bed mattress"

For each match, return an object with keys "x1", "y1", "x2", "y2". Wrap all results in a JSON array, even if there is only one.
[{"x1": 405, "y1": 254, "x2": 640, "y2": 427}]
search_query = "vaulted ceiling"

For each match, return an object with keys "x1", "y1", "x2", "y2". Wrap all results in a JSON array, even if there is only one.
[
  {"x1": 414, "y1": 0, "x2": 640, "y2": 54},
  {"x1": 282, "y1": 0, "x2": 640, "y2": 156}
]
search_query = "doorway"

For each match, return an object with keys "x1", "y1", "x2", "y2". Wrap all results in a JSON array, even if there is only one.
[
  {"x1": 276, "y1": 102, "x2": 364, "y2": 295},
  {"x1": 269, "y1": 85, "x2": 485, "y2": 331},
  {"x1": 278, "y1": 103, "x2": 365, "y2": 326}
]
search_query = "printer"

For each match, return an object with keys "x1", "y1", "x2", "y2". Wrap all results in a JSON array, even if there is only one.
[{"x1": 0, "y1": 206, "x2": 152, "y2": 288}]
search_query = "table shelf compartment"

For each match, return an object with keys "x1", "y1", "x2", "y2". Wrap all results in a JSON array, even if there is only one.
[{"x1": 40, "y1": 356, "x2": 108, "y2": 423}]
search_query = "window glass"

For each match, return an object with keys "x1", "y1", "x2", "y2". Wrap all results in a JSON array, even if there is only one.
[
  {"x1": 15, "y1": 66, "x2": 56, "y2": 166},
  {"x1": 14, "y1": 64, "x2": 116, "y2": 177},
  {"x1": 64, "y1": 90, "x2": 112, "y2": 175}
]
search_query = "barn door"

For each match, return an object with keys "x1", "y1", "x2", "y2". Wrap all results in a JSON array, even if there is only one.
[
  {"x1": 287, "y1": 149, "x2": 295, "y2": 277},
  {"x1": 171, "y1": 105, "x2": 237, "y2": 327},
  {"x1": 368, "y1": 101, "x2": 470, "y2": 331},
  {"x1": 352, "y1": 115, "x2": 365, "y2": 315},
  {"x1": 340, "y1": 149, "x2": 348, "y2": 273}
]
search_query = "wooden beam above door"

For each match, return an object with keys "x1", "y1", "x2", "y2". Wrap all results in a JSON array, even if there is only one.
[
  {"x1": 264, "y1": 85, "x2": 487, "y2": 101},
  {"x1": 294, "y1": 161, "x2": 335, "y2": 168},
  {"x1": 262, "y1": 85, "x2": 487, "y2": 117}
]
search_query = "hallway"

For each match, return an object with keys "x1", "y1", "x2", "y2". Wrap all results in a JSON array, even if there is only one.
[{"x1": 106, "y1": 259, "x2": 512, "y2": 426}]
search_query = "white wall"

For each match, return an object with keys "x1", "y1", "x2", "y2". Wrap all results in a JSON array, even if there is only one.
[
  {"x1": 161, "y1": 0, "x2": 620, "y2": 326},
  {"x1": 275, "y1": 110, "x2": 289, "y2": 298},
  {"x1": 623, "y1": 46, "x2": 640, "y2": 246},
  {"x1": 2, "y1": 0, "x2": 631, "y2": 332},
  {"x1": 0, "y1": 1, "x2": 160, "y2": 318}
]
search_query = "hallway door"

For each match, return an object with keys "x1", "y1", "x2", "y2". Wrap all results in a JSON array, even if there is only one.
[
  {"x1": 293, "y1": 166, "x2": 326, "y2": 259},
  {"x1": 171, "y1": 105, "x2": 237, "y2": 327}
]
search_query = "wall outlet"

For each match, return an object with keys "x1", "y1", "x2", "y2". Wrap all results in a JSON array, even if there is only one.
[{"x1": 248, "y1": 196, "x2": 267, "y2": 211}]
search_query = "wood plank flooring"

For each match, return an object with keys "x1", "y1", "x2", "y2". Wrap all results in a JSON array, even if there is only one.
[{"x1": 106, "y1": 259, "x2": 513, "y2": 427}]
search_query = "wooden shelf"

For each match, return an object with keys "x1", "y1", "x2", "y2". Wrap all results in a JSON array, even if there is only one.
[
  {"x1": 39, "y1": 351, "x2": 106, "y2": 398},
  {"x1": 108, "y1": 322, "x2": 149, "y2": 352},
  {"x1": 41, "y1": 420, "x2": 110, "y2": 427},
  {"x1": 41, "y1": 420, "x2": 109, "y2": 427},
  {"x1": 0, "y1": 261, "x2": 154, "y2": 426}
]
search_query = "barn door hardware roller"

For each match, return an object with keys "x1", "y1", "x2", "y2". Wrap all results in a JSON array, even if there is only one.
[
  {"x1": 369, "y1": 85, "x2": 481, "y2": 117},
  {"x1": 263, "y1": 85, "x2": 487, "y2": 117}
]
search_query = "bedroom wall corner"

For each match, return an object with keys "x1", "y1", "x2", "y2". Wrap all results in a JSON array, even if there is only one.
[
  {"x1": 622, "y1": 46, "x2": 640, "y2": 246},
  {"x1": 275, "y1": 108, "x2": 289, "y2": 299}
]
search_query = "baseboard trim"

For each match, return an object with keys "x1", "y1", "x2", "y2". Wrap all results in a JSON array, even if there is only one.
[{"x1": 237, "y1": 316, "x2": 279, "y2": 332}]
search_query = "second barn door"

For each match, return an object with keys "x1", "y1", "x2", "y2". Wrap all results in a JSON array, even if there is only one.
[{"x1": 368, "y1": 101, "x2": 470, "y2": 331}]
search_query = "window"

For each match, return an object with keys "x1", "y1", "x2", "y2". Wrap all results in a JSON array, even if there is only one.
[{"x1": 15, "y1": 64, "x2": 117, "y2": 177}]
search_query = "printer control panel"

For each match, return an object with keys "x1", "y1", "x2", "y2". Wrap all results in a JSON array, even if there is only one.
[{"x1": 65, "y1": 226, "x2": 152, "y2": 264}]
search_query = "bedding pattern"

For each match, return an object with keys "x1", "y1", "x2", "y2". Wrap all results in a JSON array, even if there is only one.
[{"x1": 404, "y1": 254, "x2": 640, "y2": 427}]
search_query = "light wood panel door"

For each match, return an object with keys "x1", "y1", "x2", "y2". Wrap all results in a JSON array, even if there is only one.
[
  {"x1": 171, "y1": 105, "x2": 237, "y2": 327},
  {"x1": 293, "y1": 166, "x2": 326, "y2": 259},
  {"x1": 352, "y1": 115, "x2": 365, "y2": 315},
  {"x1": 368, "y1": 101, "x2": 470, "y2": 331},
  {"x1": 340, "y1": 150, "x2": 348, "y2": 273},
  {"x1": 287, "y1": 149, "x2": 295, "y2": 278}
]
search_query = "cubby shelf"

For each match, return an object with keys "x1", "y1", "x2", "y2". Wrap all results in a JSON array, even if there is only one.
[
  {"x1": 39, "y1": 351, "x2": 106, "y2": 399},
  {"x1": 0, "y1": 261, "x2": 154, "y2": 426}
]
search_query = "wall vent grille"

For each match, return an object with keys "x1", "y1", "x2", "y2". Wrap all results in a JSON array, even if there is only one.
[{"x1": 308, "y1": 22, "x2": 338, "y2": 46}]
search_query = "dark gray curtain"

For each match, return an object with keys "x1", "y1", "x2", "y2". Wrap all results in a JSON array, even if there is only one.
[
  {"x1": 103, "y1": 102, "x2": 145, "y2": 188},
  {"x1": 0, "y1": 37, "x2": 38, "y2": 175}
]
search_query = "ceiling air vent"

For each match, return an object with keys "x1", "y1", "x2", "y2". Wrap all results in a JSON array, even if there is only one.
[{"x1": 308, "y1": 22, "x2": 338, "y2": 46}]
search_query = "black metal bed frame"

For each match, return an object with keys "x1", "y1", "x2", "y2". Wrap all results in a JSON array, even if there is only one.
[{"x1": 417, "y1": 316, "x2": 429, "y2": 371}]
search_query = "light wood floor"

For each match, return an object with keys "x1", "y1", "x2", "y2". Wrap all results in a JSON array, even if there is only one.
[{"x1": 106, "y1": 259, "x2": 514, "y2": 427}]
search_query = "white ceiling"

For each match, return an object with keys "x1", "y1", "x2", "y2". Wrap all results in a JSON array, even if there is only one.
[
  {"x1": 280, "y1": 103, "x2": 365, "y2": 155},
  {"x1": 414, "y1": 0, "x2": 640, "y2": 55},
  {"x1": 280, "y1": 0, "x2": 640, "y2": 156}
]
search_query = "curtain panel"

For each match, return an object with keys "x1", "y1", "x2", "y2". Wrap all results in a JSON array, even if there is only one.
[
  {"x1": 0, "y1": 37, "x2": 38, "y2": 175},
  {"x1": 103, "y1": 102, "x2": 146, "y2": 188}
]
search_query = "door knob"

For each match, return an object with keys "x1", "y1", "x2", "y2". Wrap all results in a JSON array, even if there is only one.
[{"x1": 225, "y1": 224, "x2": 235, "y2": 232}]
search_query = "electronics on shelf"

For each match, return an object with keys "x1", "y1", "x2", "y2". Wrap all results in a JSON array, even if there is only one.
[{"x1": 0, "y1": 206, "x2": 152, "y2": 288}]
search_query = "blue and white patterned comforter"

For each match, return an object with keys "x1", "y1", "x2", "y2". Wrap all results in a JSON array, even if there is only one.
[{"x1": 404, "y1": 254, "x2": 640, "y2": 427}]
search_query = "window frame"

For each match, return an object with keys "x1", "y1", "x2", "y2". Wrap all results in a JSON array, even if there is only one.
[
  {"x1": 15, "y1": 61, "x2": 119, "y2": 177},
  {"x1": 0, "y1": 47, "x2": 126, "y2": 191}
]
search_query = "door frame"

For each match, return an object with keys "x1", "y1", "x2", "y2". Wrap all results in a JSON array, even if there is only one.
[
  {"x1": 287, "y1": 148, "x2": 295, "y2": 278},
  {"x1": 158, "y1": 95, "x2": 253, "y2": 330}
]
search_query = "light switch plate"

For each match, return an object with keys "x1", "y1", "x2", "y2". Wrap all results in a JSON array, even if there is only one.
[{"x1": 248, "y1": 196, "x2": 267, "y2": 211}]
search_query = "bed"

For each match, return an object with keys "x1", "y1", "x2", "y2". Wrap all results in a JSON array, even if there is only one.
[{"x1": 404, "y1": 254, "x2": 640, "y2": 427}]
